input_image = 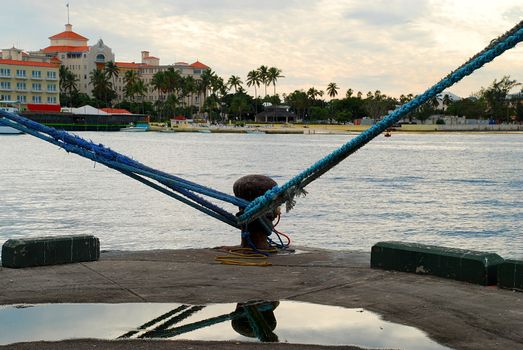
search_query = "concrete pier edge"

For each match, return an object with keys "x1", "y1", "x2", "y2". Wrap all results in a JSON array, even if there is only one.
[{"x1": 1, "y1": 247, "x2": 522, "y2": 350}]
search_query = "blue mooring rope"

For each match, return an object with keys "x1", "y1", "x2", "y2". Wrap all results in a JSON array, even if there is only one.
[{"x1": 1, "y1": 21, "x2": 521, "y2": 230}]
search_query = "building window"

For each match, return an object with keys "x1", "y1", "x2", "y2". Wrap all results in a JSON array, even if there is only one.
[
  {"x1": 96, "y1": 54, "x2": 105, "y2": 62},
  {"x1": 32, "y1": 95, "x2": 41, "y2": 103},
  {"x1": 193, "y1": 69, "x2": 202, "y2": 74},
  {"x1": 47, "y1": 84, "x2": 57, "y2": 92},
  {"x1": 16, "y1": 82, "x2": 26, "y2": 90},
  {"x1": 17, "y1": 95, "x2": 26, "y2": 103},
  {"x1": 32, "y1": 70, "x2": 42, "y2": 79},
  {"x1": 32, "y1": 83, "x2": 42, "y2": 91},
  {"x1": 66, "y1": 52, "x2": 82, "y2": 59},
  {"x1": 47, "y1": 71, "x2": 57, "y2": 79},
  {"x1": 0, "y1": 81, "x2": 11, "y2": 90},
  {"x1": 0, "y1": 68, "x2": 11, "y2": 77},
  {"x1": 47, "y1": 96, "x2": 57, "y2": 104},
  {"x1": 1, "y1": 94, "x2": 11, "y2": 101},
  {"x1": 16, "y1": 69, "x2": 26, "y2": 77}
]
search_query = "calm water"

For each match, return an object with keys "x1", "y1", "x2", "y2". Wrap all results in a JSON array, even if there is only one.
[
  {"x1": 0, "y1": 301, "x2": 450, "y2": 349},
  {"x1": 0, "y1": 132, "x2": 522, "y2": 258}
]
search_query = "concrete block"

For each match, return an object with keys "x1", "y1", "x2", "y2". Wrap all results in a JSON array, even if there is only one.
[
  {"x1": 497, "y1": 259, "x2": 523, "y2": 291},
  {"x1": 371, "y1": 241, "x2": 504, "y2": 285},
  {"x1": 2, "y1": 235, "x2": 100, "y2": 268}
]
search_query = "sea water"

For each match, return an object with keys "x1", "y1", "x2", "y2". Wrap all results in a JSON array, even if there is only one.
[{"x1": 0, "y1": 132, "x2": 521, "y2": 259}]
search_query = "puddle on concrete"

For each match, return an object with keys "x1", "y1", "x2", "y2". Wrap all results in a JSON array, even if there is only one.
[{"x1": 0, "y1": 300, "x2": 451, "y2": 349}]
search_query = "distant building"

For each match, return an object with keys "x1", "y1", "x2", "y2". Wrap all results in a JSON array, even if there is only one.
[
  {"x1": 36, "y1": 23, "x2": 115, "y2": 97},
  {"x1": 115, "y1": 51, "x2": 210, "y2": 110},
  {"x1": 10, "y1": 21, "x2": 212, "y2": 110},
  {"x1": 255, "y1": 105, "x2": 298, "y2": 123},
  {"x1": 0, "y1": 47, "x2": 60, "y2": 106}
]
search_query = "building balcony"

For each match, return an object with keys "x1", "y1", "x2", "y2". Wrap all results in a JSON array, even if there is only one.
[
  {"x1": 31, "y1": 77, "x2": 43, "y2": 80},
  {"x1": 15, "y1": 75, "x2": 28, "y2": 79},
  {"x1": 0, "y1": 87, "x2": 12, "y2": 91},
  {"x1": 31, "y1": 89, "x2": 42, "y2": 93},
  {"x1": 15, "y1": 88, "x2": 26, "y2": 92}
]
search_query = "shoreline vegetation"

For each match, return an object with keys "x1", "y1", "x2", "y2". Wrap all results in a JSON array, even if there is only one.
[
  {"x1": 148, "y1": 122, "x2": 523, "y2": 134},
  {"x1": 60, "y1": 62, "x2": 523, "y2": 128}
]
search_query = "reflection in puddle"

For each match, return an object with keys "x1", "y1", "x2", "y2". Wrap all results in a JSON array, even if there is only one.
[{"x1": 0, "y1": 301, "x2": 451, "y2": 349}]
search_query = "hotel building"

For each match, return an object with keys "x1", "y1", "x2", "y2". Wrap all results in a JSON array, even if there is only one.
[
  {"x1": 0, "y1": 47, "x2": 60, "y2": 106},
  {"x1": 38, "y1": 23, "x2": 115, "y2": 96},
  {"x1": 115, "y1": 51, "x2": 210, "y2": 108},
  {"x1": 33, "y1": 23, "x2": 210, "y2": 109}
]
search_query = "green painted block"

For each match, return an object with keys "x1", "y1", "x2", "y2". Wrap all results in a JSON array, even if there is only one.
[
  {"x1": 2, "y1": 235, "x2": 100, "y2": 268},
  {"x1": 497, "y1": 260, "x2": 523, "y2": 291},
  {"x1": 371, "y1": 241, "x2": 504, "y2": 285}
]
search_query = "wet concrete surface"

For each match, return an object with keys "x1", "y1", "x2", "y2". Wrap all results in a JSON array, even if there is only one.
[{"x1": 1, "y1": 247, "x2": 522, "y2": 350}]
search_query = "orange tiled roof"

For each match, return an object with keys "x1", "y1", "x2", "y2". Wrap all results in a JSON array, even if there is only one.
[
  {"x1": 50, "y1": 56, "x2": 61, "y2": 63},
  {"x1": 0, "y1": 59, "x2": 58, "y2": 68},
  {"x1": 190, "y1": 60, "x2": 209, "y2": 69},
  {"x1": 116, "y1": 61, "x2": 148, "y2": 68},
  {"x1": 42, "y1": 45, "x2": 89, "y2": 53},
  {"x1": 101, "y1": 108, "x2": 132, "y2": 114},
  {"x1": 49, "y1": 31, "x2": 88, "y2": 41},
  {"x1": 144, "y1": 56, "x2": 159, "y2": 60}
]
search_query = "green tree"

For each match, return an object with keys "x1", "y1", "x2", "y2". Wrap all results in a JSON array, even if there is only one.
[
  {"x1": 267, "y1": 67, "x2": 284, "y2": 96},
  {"x1": 230, "y1": 93, "x2": 250, "y2": 121},
  {"x1": 326, "y1": 82, "x2": 339, "y2": 99},
  {"x1": 257, "y1": 65, "x2": 269, "y2": 97},
  {"x1": 285, "y1": 90, "x2": 309, "y2": 120},
  {"x1": 89, "y1": 68, "x2": 115, "y2": 107},
  {"x1": 123, "y1": 70, "x2": 140, "y2": 102},
  {"x1": 227, "y1": 75, "x2": 243, "y2": 93},
  {"x1": 104, "y1": 61, "x2": 119, "y2": 105},
  {"x1": 479, "y1": 76, "x2": 520, "y2": 122},
  {"x1": 363, "y1": 90, "x2": 395, "y2": 120},
  {"x1": 59, "y1": 65, "x2": 78, "y2": 106}
]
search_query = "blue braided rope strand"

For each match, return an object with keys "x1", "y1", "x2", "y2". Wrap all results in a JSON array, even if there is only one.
[
  {"x1": 0, "y1": 116, "x2": 240, "y2": 227},
  {"x1": 238, "y1": 25, "x2": 523, "y2": 224},
  {"x1": 0, "y1": 111, "x2": 249, "y2": 208}
]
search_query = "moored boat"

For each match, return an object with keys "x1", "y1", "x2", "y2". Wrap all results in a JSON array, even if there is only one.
[{"x1": 0, "y1": 101, "x2": 23, "y2": 134}]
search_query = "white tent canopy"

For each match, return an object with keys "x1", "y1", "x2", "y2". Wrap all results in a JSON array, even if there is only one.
[{"x1": 62, "y1": 105, "x2": 109, "y2": 115}]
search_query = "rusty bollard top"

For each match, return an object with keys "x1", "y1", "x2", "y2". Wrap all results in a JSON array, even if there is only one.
[{"x1": 233, "y1": 175, "x2": 278, "y2": 249}]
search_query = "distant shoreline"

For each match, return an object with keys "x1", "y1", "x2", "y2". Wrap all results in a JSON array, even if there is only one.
[{"x1": 149, "y1": 123, "x2": 523, "y2": 135}]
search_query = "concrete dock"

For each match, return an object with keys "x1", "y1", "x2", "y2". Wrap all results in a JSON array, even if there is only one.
[{"x1": 1, "y1": 247, "x2": 522, "y2": 350}]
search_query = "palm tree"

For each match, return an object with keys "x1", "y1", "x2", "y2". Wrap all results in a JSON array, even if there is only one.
[
  {"x1": 257, "y1": 65, "x2": 269, "y2": 97},
  {"x1": 227, "y1": 75, "x2": 243, "y2": 93},
  {"x1": 326, "y1": 82, "x2": 339, "y2": 99},
  {"x1": 124, "y1": 70, "x2": 140, "y2": 102},
  {"x1": 267, "y1": 67, "x2": 284, "y2": 96},
  {"x1": 182, "y1": 75, "x2": 197, "y2": 111},
  {"x1": 59, "y1": 65, "x2": 78, "y2": 106},
  {"x1": 89, "y1": 68, "x2": 112, "y2": 106},
  {"x1": 105, "y1": 61, "x2": 119, "y2": 92},
  {"x1": 246, "y1": 70, "x2": 262, "y2": 113},
  {"x1": 307, "y1": 87, "x2": 322, "y2": 101},
  {"x1": 346, "y1": 88, "x2": 353, "y2": 98},
  {"x1": 198, "y1": 69, "x2": 215, "y2": 114}
]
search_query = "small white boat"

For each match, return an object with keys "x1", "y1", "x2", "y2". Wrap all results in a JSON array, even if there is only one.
[
  {"x1": 120, "y1": 126, "x2": 148, "y2": 132},
  {"x1": 120, "y1": 122, "x2": 149, "y2": 132},
  {"x1": 0, "y1": 101, "x2": 23, "y2": 134}
]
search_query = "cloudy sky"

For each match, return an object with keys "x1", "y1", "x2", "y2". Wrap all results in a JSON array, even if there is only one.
[{"x1": 2, "y1": 0, "x2": 522, "y2": 98}]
